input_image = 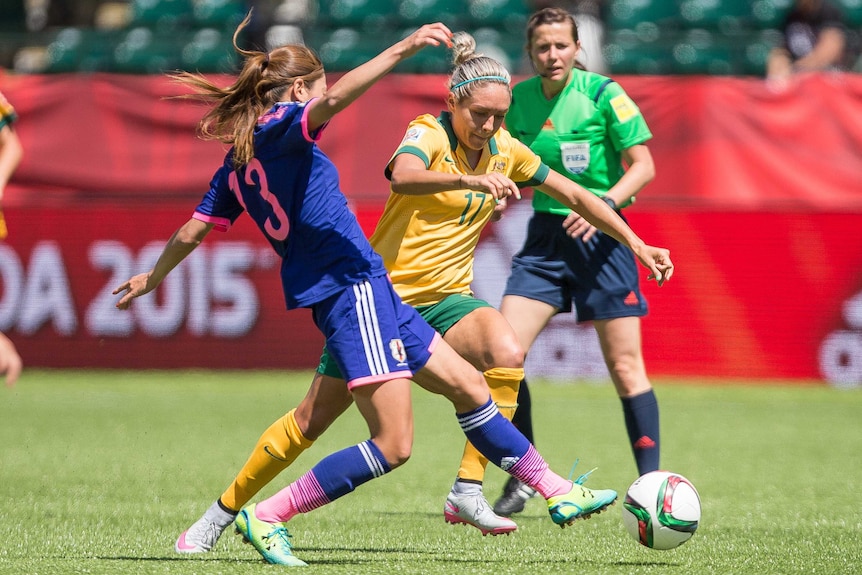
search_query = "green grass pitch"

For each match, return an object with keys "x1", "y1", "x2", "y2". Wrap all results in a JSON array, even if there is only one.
[{"x1": 1, "y1": 370, "x2": 860, "y2": 574}]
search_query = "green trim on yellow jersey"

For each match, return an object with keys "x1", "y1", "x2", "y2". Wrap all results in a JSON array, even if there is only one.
[{"x1": 372, "y1": 112, "x2": 549, "y2": 307}]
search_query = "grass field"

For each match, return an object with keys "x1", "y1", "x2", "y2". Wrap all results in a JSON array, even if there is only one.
[{"x1": 1, "y1": 370, "x2": 860, "y2": 575}]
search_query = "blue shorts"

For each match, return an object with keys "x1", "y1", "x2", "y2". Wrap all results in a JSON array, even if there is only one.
[
  {"x1": 504, "y1": 212, "x2": 648, "y2": 322},
  {"x1": 312, "y1": 275, "x2": 440, "y2": 390},
  {"x1": 318, "y1": 293, "x2": 490, "y2": 380}
]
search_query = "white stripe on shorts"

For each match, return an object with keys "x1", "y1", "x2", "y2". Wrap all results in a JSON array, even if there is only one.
[{"x1": 353, "y1": 281, "x2": 390, "y2": 376}]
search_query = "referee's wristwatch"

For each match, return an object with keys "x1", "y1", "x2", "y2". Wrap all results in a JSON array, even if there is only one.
[{"x1": 601, "y1": 196, "x2": 618, "y2": 211}]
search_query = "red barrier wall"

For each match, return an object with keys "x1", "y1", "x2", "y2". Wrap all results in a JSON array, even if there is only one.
[{"x1": 1, "y1": 73, "x2": 861, "y2": 384}]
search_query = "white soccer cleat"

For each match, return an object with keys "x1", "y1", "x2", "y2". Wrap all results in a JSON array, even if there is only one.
[
  {"x1": 175, "y1": 502, "x2": 235, "y2": 553},
  {"x1": 444, "y1": 491, "x2": 518, "y2": 536}
]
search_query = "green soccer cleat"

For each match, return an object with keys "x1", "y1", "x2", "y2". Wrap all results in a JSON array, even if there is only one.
[
  {"x1": 547, "y1": 481, "x2": 617, "y2": 528},
  {"x1": 234, "y1": 504, "x2": 308, "y2": 566}
]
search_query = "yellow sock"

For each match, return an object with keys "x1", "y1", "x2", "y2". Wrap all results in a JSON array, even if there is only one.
[
  {"x1": 219, "y1": 408, "x2": 314, "y2": 511},
  {"x1": 457, "y1": 367, "x2": 524, "y2": 482}
]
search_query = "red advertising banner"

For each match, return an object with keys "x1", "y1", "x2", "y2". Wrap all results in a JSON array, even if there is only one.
[
  {"x1": 0, "y1": 73, "x2": 861, "y2": 384},
  {"x1": 1, "y1": 204, "x2": 323, "y2": 369},
  {"x1": 2, "y1": 203, "x2": 861, "y2": 385}
]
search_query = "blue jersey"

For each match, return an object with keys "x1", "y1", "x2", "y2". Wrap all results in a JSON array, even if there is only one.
[{"x1": 193, "y1": 100, "x2": 386, "y2": 309}]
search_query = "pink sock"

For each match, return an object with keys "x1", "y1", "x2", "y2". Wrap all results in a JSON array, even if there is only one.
[
  {"x1": 254, "y1": 485, "x2": 300, "y2": 523},
  {"x1": 509, "y1": 445, "x2": 572, "y2": 499},
  {"x1": 255, "y1": 471, "x2": 329, "y2": 523}
]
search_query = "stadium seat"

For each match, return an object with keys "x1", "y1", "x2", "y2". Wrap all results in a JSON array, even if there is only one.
[
  {"x1": 130, "y1": 0, "x2": 194, "y2": 32},
  {"x1": 112, "y1": 26, "x2": 181, "y2": 73},
  {"x1": 395, "y1": 0, "x2": 468, "y2": 28},
  {"x1": 835, "y1": 0, "x2": 862, "y2": 26},
  {"x1": 192, "y1": 0, "x2": 245, "y2": 30},
  {"x1": 604, "y1": 30, "x2": 675, "y2": 74},
  {"x1": 180, "y1": 27, "x2": 240, "y2": 72},
  {"x1": 749, "y1": 0, "x2": 794, "y2": 29},
  {"x1": 472, "y1": 27, "x2": 526, "y2": 74},
  {"x1": 670, "y1": 29, "x2": 738, "y2": 74},
  {"x1": 467, "y1": 0, "x2": 530, "y2": 35},
  {"x1": 740, "y1": 28, "x2": 783, "y2": 75},
  {"x1": 678, "y1": 0, "x2": 751, "y2": 34},
  {"x1": 309, "y1": 26, "x2": 393, "y2": 71},
  {"x1": 317, "y1": 0, "x2": 395, "y2": 33},
  {"x1": 606, "y1": 0, "x2": 681, "y2": 32},
  {"x1": 44, "y1": 27, "x2": 117, "y2": 72}
]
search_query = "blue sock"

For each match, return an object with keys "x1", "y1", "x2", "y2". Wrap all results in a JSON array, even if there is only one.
[
  {"x1": 312, "y1": 440, "x2": 391, "y2": 501},
  {"x1": 622, "y1": 390, "x2": 660, "y2": 475},
  {"x1": 457, "y1": 398, "x2": 531, "y2": 471}
]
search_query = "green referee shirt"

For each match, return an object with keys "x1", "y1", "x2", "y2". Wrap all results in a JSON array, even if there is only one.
[{"x1": 505, "y1": 70, "x2": 652, "y2": 216}]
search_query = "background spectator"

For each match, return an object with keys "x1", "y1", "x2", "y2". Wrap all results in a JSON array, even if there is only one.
[{"x1": 766, "y1": 0, "x2": 848, "y2": 87}]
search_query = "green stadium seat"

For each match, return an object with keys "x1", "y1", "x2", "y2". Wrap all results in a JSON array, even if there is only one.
[
  {"x1": 395, "y1": 0, "x2": 468, "y2": 28},
  {"x1": 604, "y1": 31, "x2": 675, "y2": 74},
  {"x1": 130, "y1": 0, "x2": 194, "y2": 32},
  {"x1": 180, "y1": 27, "x2": 240, "y2": 72},
  {"x1": 606, "y1": 0, "x2": 681, "y2": 31},
  {"x1": 670, "y1": 29, "x2": 738, "y2": 74},
  {"x1": 740, "y1": 29, "x2": 783, "y2": 75},
  {"x1": 678, "y1": 0, "x2": 751, "y2": 33},
  {"x1": 749, "y1": 0, "x2": 793, "y2": 28},
  {"x1": 836, "y1": 0, "x2": 862, "y2": 26},
  {"x1": 467, "y1": 0, "x2": 530, "y2": 35},
  {"x1": 472, "y1": 27, "x2": 526, "y2": 74},
  {"x1": 310, "y1": 27, "x2": 392, "y2": 71},
  {"x1": 112, "y1": 26, "x2": 181, "y2": 73},
  {"x1": 192, "y1": 0, "x2": 245, "y2": 31},
  {"x1": 44, "y1": 28, "x2": 117, "y2": 72},
  {"x1": 318, "y1": 0, "x2": 395, "y2": 33}
]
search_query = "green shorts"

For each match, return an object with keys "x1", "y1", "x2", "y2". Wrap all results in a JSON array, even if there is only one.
[{"x1": 317, "y1": 293, "x2": 492, "y2": 379}]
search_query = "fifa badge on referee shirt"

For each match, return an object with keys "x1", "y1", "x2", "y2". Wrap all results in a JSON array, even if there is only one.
[{"x1": 561, "y1": 142, "x2": 589, "y2": 175}]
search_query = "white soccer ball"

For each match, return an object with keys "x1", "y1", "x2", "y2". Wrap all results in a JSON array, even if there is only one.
[{"x1": 621, "y1": 470, "x2": 701, "y2": 550}]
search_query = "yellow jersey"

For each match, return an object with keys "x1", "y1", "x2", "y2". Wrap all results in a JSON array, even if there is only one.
[{"x1": 370, "y1": 112, "x2": 549, "y2": 306}]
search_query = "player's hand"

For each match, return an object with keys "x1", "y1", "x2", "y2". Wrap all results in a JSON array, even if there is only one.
[
  {"x1": 398, "y1": 23, "x2": 453, "y2": 58},
  {"x1": 634, "y1": 245, "x2": 674, "y2": 287},
  {"x1": 0, "y1": 332, "x2": 22, "y2": 388},
  {"x1": 490, "y1": 196, "x2": 507, "y2": 221},
  {"x1": 561, "y1": 212, "x2": 598, "y2": 242},
  {"x1": 462, "y1": 173, "x2": 521, "y2": 203},
  {"x1": 113, "y1": 272, "x2": 158, "y2": 310}
]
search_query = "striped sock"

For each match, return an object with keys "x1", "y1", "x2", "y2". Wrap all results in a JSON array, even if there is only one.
[
  {"x1": 255, "y1": 440, "x2": 390, "y2": 523},
  {"x1": 457, "y1": 398, "x2": 569, "y2": 499}
]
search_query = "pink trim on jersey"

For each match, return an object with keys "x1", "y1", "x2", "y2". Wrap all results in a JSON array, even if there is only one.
[
  {"x1": 193, "y1": 211, "x2": 231, "y2": 232},
  {"x1": 301, "y1": 99, "x2": 328, "y2": 142},
  {"x1": 347, "y1": 370, "x2": 413, "y2": 391}
]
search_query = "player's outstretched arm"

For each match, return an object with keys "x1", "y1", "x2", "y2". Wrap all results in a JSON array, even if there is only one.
[
  {"x1": 536, "y1": 169, "x2": 674, "y2": 285},
  {"x1": 114, "y1": 218, "x2": 213, "y2": 309},
  {"x1": 306, "y1": 23, "x2": 452, "y2": 132}
]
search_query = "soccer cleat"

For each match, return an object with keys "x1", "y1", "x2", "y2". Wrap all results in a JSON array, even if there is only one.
[
  {"x1": 175, "y1": 520, "x2": 228, "y2": 554},
  {"x1": 493, "y1": 476, "x2": 537, "y2": 517},
  {"x1": 547, "y1": 482, "x2": 618, "y2": 528},
  {"x1": 175, "y1": 503, "x2": 235, "y2": 553},
  {"x1": 444, "y1": 491, "x2": 518, "y2": 536},
  {"x1": 234, "y1": 504, "x2": 308, "y2": 566}
]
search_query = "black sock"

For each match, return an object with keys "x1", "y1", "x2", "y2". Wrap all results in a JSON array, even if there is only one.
[
  {"x1": 511, "y1": 378, "x2": 534, "y2": 445},
  {"x1": 621, "y1": 389, "x2": 660, "y2": 475}
]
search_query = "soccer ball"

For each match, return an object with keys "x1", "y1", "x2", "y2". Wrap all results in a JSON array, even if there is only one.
[{"x1": 621, "y1": 470, "x2": 701, "y2": 550}]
